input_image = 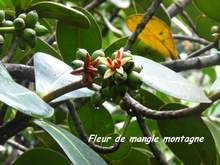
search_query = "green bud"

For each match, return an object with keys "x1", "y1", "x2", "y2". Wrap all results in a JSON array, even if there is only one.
[
  {"x1": 23, "y1": 28, "x2": 36, "y2": 39},
  {"x1": 133, "y1": 65, "x2": 143, "y2": 73},
  {"x1": 17, "y1": 38, "x2": 27, "y2": 50},
  {"x1": 26, "y1": 10, "x2": 38, "y2": 28},
  {"x1": 18, "y1": 13, "x2": 27, "y2": 20},
  {"x1": 114, "y1": 72, "x2": 127, "y2": 84},
  {"x1": 127, "y1": 71, "x2": 142, "y2": 89},
  {"x1": 2, "y1": 20, "x2": 13, "y2": 27},
  {"x1": 71, "y1": 60, "x2": 84, "y2": 69},
  {"x1": 13, "y1": 17, "x2": 25, "y2": 30},
  {"x1": 91, "y1": 49, "x2": 105, "y2": 60},
  {"x1": 76, "y1": 48, "x2": 88, "y2": 61},
  {"x1": 124, "y1": 60, "x2": 134, "y2": 72},
  {"x1": 0, "y1": 10, "x2": 5, "y2": 23},
  {"x1": 98, "y1": 64, "x2": 108, "y2": 75},
  {"x1": 211, "y1": 25, "x2": 219, "y2": 33},
  {"x1": 0, "y1": 34, "x2": 4, "y2": 45},
  {"x1": 34, "y1": 24, "x2": 49, "y2": 36}
]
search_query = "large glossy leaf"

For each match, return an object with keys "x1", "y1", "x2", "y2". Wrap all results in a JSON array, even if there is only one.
[
  {"x1": 14, "y1": 148, "x2": 70, "y2": 165},
  {"x1": 29, "y1": 1, "x2": 90, "y2": 28},
  {"x1": 12, "y1": 0, "x2": 32, "y2": 10},
  {"x1": 68, "y1": 103, "x2": 114, "y2": 137},
  {"x1": 34, "y1": 52, "x2": 94, "y2": 103},
  {"x1": 34, "y1": 120, "x2": 107, "y2": 165},
  {"x1": 133, "y1": 55, "x2": 210, "y2": 103},
  {"x1": 126, "y1": 15, "x2": 178, "y2": 59},
  {"x1": 0, "y1": 62, "x2": 53, "y2": 118},
  {"x1": 56, "y1": 6, "x2": 102, "y2": 63},
  {"x1": 203, "y1": 116, "x2": 220, "y2": 154},
  {"x1": 194, "y1": 0, "x2": 220, "y2": 22},
  {"x1": 158, "y1": 103, "x2": 217, "y2": 165}
]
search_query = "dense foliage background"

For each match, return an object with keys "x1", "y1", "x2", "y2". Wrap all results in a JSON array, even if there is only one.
[{"x1": 0, "y1": 0, "x2": 220, "y2": 164}]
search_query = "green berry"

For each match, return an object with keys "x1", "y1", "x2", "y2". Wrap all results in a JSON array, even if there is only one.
[
  {"x1": 76, "y1": 48, "x2": 88, "y2": 61},
  {"x1": 127, "y1": 71, "x2": 142, "y2": 89},
  {"x1": 23, "y1": 28, "x2": 36, "y2": 39},
  {"x1": 0, "y1": 10, "x2": 5, "y2": 23},
  {"x1": 18, "y1": 13, "x2": 27, "y2": 20},
  {"x1": 71, "y1": 60, "x2": 84, "y2": 69},
  {"x1": 2, "y1": 20, "x2": 13, "y2": 27},
  {"x1": 211, "y1": 26, "x2": 219, "y2": 33},
  {"x1": 124, "y1": 60, "x2": 134, "y2": 72},
  {"x1": 98, "y1": 64, "x2": 108, "y2": 75},
  {"x1": 26, "y1": 10, "x2": 38, "y2": 28},
  {"x1": 91, "y1": 49, "x2": 105, "y2": 60},
  {"x1": 0, "y1": 34, "x2": 4, "y2": 45},
  {"x1": 133, "y1": 65, "x2": 143, "y2": 73},
  {"x1": 13, "y1": 17, "x2": 25, "y2": 30},
  {"x1": 35, "y1": 24, "x2": 49, "y2": 36}
]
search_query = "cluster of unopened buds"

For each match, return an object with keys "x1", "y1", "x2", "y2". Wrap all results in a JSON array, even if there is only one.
[
  {"x1": 0, "y1": 10, "x2": 48, "y2": 51},
  {"x1": 211, "y1": 25, "x2": 220, "y2": 38},
  {"x1": 71, "y1": 48, "x2": 143, "y2": 104}
]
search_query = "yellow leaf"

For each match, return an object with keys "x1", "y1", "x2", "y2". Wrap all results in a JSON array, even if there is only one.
[{"x1": 125, "y1": 14, "x2": 179, "y2": 60}]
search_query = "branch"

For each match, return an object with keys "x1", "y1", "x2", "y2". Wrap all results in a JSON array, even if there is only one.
[
  {"x1": 162, "y1": 53, "x2": 220, "y2": 72},
  {"x1": 66, "y1": 101, "x2": 120, "y2": 153},
  {"x1": 180, "y1": 10, "x2": 197, "y2": 34},
  {"x1": 135, "y1": 112, "x2": 169, "y2": 165},
  {"x1": 122, "y1": 92, "x2": 220, "y2": 120},
  {"x1": 6, "y1": 139, "x2": 28, "y2": 152},
  {"x1": 84, "y1": 0, "x2": 106, "y2": 11},
  {"x1": 187, "y1": 42, "x2": 217, "y2": 58},
  {"x1": 0, "y1": 114, "x2": 31, "y2": 145},
  {"x1": 173, "y1": 34, "x2": 210, "y2": 45},
  {"x1": 167, "y1": 0, "x2": 192, "y2": 17},
  {"x1": 124, "y1": 0, "x2": 162, "y2": 51}
]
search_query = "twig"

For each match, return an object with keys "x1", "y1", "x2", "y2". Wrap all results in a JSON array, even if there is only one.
[
  {"x1": 66, "y1": 101, "x2": 120, "y2": 153},
  {"x1": 173, "y1": 34, "x2": 210, "y2": 45},
  {"x1": 1, "y1": 35, "x2": 17, "y2": 63},
  {"x1": 187, "y1": 42, "x2": 217, "y2": 58},
  {"x1": 0, "y1": 104, "x2": 8, "y2": 125},
  {"x1": 0, "y1": 114, "x2": 31, "y2": 145},
  {"x1": 135, "y1": 111, "x2": 169, "y2": 165},
  {"x1": 84, "y1": 0, "x2": 106, "y2": 11},
  {"x1": 122, "y1": 92, "x2": 220, "y2": 120},
  {"x1": 124, "y1": 0, "x2": 162, "y2": 51},
  {"x1": 6, "y1": 139, "x2": 28, "y2": 152},
  {"x1": 167, "y1": 0, "x2": 192, "y2": 17},
  {"x1": 162, "y1": 53, "x2": 220, "y2": 72},
  {"x1": 180, "y1": 10, "x2": 197, "y2": 34}
]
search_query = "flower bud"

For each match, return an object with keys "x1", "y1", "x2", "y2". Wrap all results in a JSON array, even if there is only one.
[
  {"x1": 2, "y1": 20, "x2": 13, "y2": 27},
  {"x1": 91, "y1": 49, "x2": 105, "y2": 60},
  {"x1": 35, "y1": 24, "x2": 49, "y2": 36},
  {"x1": 133, "y1": 65, "x2": 143, "y2": 73},
  {"x1": 123, "y1": 51, "x2": 132, "y2": 58},
  {"x1": 211, "y1": 25, "x2": 219, "y2": 33},
  {"x1": 23, "y1": 28, "x2": 36, "y2": 39},
  {"x1": 71, "y1": 60, "x2": 84, "y2": 69},
  {"x1": 26, "y1": 10, "x2": 38, "y2": 28},
  {"x1": 13, "y1": 17, "x2": 25, "y2": 30},
  {"x1": 18, "y1": 13, "x2": 27, "y2": 20},
  {"x1": 127, "y1": 71, "x2": 142, "y2": 89},
  {"x1": 76, "y1": 48, "x2": 88, "y2": 61},
  {"x1": 98, "y1": 64, "x2": 107, "y2": 75}
]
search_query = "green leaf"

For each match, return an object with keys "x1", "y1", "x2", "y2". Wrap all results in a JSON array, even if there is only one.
[
  {"x1": 102, "y1": 133, "x2": 131, "y2": 161},
  {"x1": 158, "y1": 103, "x2": 217, "y2": 165},
  {"x1": 196, "y1": 15, "x2": 216, "y2": 41},
  {"x1": 109, "y1": 0, "x2": 130, "y2": 8},
  {"x1": 68, "y1": 103, "x2": 114, "y2": 137},
  {"x1": 29, "y1": 1, "x2": 90, "y2": 28},
  {"x1": 203, "y1": 116, "x2": 220, "y2": 154},
  {"x1": 111, "y1": 147, "x2": 151, "y2": 165},
  {"x1": 12, "y1": 0, "x2": 32, "y2": 10},
  {"x1": 14, "y1": 148, "x2": 70, "y2": 165},
  {"x1": 194, "y1": 0, "x2": 220, "y2": 22},
  {"x1": 34, "y1": 52, "x2": 94, "y2": 103},
  {"x1": 133, "y1": 55, "x2": 210, "y2": 103},
  {"x1": 0, "y1": 62, "x2": 53, "y2": 118},
  {"x1": 33, "y1": 38, "x2": 62, "y2": 59},
  {"x1": 34, "y1": 119, "x2": 107, "y2": 165},
  {"x1": 56, "y1": 6, "x2": 102, "y2": 63}
]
